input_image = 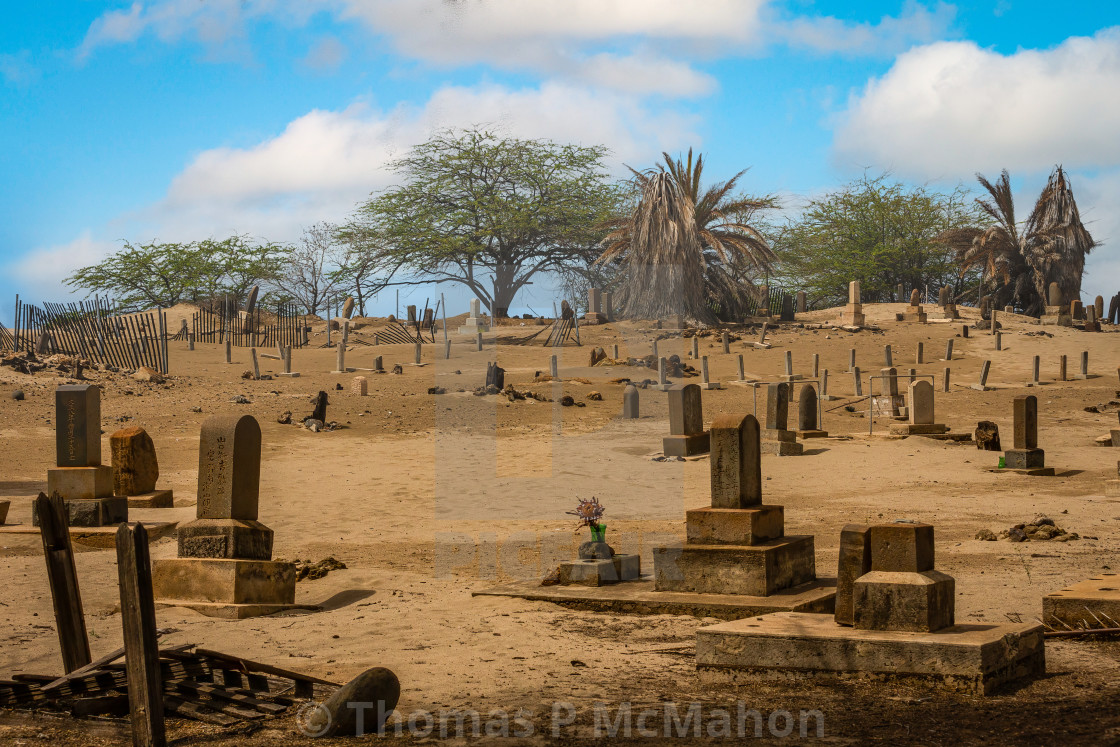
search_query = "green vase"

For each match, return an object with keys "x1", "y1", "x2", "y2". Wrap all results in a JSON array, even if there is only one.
[{"x1": 590, "y1": 524, "x2": 606, "y2": 543}]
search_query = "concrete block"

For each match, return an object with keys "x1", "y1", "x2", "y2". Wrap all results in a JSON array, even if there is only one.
[
  {"x1": 1042, "y1": 574, "x2": 1120, "y2": 630},
  {"x1": 685, "y1": 506, "x2": 784, "y2": 546},
  {"x1": 46, "y1": 465, "x2": 113, "y2": 501},
  {"x1": 152, "y1": 557, "x2": 295, "y2": 605},
  {"x1": 653, "y1": 536, "x2": 816, "y2": 596},
  {"x1": 177, "y1": 518, "x2": 275, "y2": 560},
  {"x1": 854, "y1": 570, "x2": 955, "y2": 632},
  {"x1": 663, "y1": 432, "x2": 710, "y2": 457}
]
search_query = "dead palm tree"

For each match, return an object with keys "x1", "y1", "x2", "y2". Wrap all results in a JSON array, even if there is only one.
[
  {"x1": 940, "y1": 168, "x2": 1096, "y2": 315},
  {"x1": 598, "y1": 149, "x2": 777, "y2": 322}
]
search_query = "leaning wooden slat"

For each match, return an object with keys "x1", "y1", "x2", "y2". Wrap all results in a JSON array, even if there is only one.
[
  {"x1": 193, "y1": 648, "x2": 340, "y2": 687},
  {"x1": 116, "y1": 523, "x2": 166, "y2": 747},
  {"x1": 41, "y1": 646, "x2": 125, "y2": 693},
  {"x1": 167, "y1": 679, "x2": 287, "y2": 714},
  {"x1": 162, "y1": 694, "x2": 241, "y2": 726},
  {"x1": 36, "y1": 492, "x2": 92, "y2": 674}
]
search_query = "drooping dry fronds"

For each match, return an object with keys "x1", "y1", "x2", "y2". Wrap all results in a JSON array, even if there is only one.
[
  {"x1": 598, "y1": 149, "x2": 777, "y2": 322},
  {"x1": 1024, "y1": 165, "x2": 1097, "y2": 307}
]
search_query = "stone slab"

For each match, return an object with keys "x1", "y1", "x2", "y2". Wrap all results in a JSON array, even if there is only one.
[
  {"x1": 557, "y1": 555, "x2": 641, "y2": 586},
  {"x1": 472, "y1": 578, "x2": 836, "y2": 620},
  {"x1": 653, "y1": 536, "x2": 816, "y2": 596},
  {"x1": 154, "y1": 601, "x2": 319, "y2": 620},
  {"x1": 46, "y1": 465, "x2": 113, "y2": 501},
  {"x1": 32, "y1": 495, "x2": 127, "y2": 527},
  {"x1": 761, "y1": 440, "x2": 804, "y2": 456},
  {"x1": 854, "y1": 570, "x2": 954, "y2": 632},
  {"x1": 663, "y1": 432, "x2": 710, "y2": 457},
  {"x1": 125, "y1": 490, "x2": 174, "y2": 508},
  {"x1": 1005, "y1": 448, "x2": 1045, "y2": 470},
  {"x1": 177, "y1": 518, "x2": 274, "y2": 560},
  {"x1": 795, "y1": 430, "x2": 828, "y2": 439},
  {"x1": 988, "y1": 466, "x2": 1057, "y2": 476},
  {"x1": 701, "y1": 383, "x2": 722, "y2": 390},
  {"x1": 152, "y1": 557, "x2": 295, "y2": 605},
  {"x1": 685, "y1": 506, "x2": 784, "y2": 546},
  {"x1": 274, "y1": 372, "x2": 301, "y2": 378},
  {"x1": 695, "y1": 612, "x2": 1044, "y2": 695},
  {"x1": 0, "y1": 521, "x2": 177, "y2": 548},
  {"x1": 1042, "y1": 574, "x2": 1120, "y2": 630},
  {"x1": 889, "y1": 423, "x2": 949, "y2": 436}
]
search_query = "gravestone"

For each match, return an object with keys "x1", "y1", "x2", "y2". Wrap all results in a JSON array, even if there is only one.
[
  {"x1": 583, "y1": 288, "x2": 606, "y2": 325},
  {"x1": 834, "y1": 525, "x2": 872, "y2": 626},
  {"x1": 782, "y1": 350, "x2": 801, "y2": 382},
  {"x1": 854, "y1": 522, "x2": 954, "y2": 633},
  {"x1": 796, "y1": 384, "x2": 826, "y2": 438},
  {"x1": 899, "y1": 289, "x2": 927, "y2": 322},
  {"x1": 700, "y1": 356, "x2": 720, "y2": 390},
  {"x1": 604, "y1": 291, "x2": 614, "y2": 323},
  {"x1": 883, "y1": 344, "x2": 893, "y2": 367},
  {"x1": 414, "y1": 343, "x2": 422, "y2": 366},
  {"x1": 762, "y1": 382, "x2": 803, "y2": 455},
  {"x1": 779, "y1": 294, "x2": 795, "y2": 322},
  {"x1": 36, "y1": 385, "x2": 126, "y2": 527},
  {"x1": 663, "y1": 383, "x2": 709, "y2": 457},
  {"x1": 721, "y1": 330, "x2": 730, "y2": 354},
  {"x1": 654, "y1": 413, "x2": 819, "y2": 598},
  {"x1": 931, "y1": 286, "x2": 959, "y2": 319},
  {"x1": 341, "y1": 296, "x2": 355, "y2": 319},
  {"x1": 485, "y1": 362, "x2": 505, "y2": 391},
  {"x1": 352, "y1": 376, "x2": 367, "y2": 396},
  {"x1": 276, "y1": 345, "x2": 299, "y2": 377},
  {"x1": 839, "y1": 280, "x2": 865, "y2": 326},
  {"x1": 1041, "y1": 283, "x2": 1072, "y2": 326},
  {"x1": 1076, "y1": 351, "x2": 1090, "y2": 380},
  {"x1": 1095, "y1": 295, "x2": 1105, "y2": 321},
  {"x1": 1001, "y1": 395, "x2": 1053, "y2": 474},
  {"x1": 333, "y1": 344, "x2": 348, "y2": 374},
  {"x1": 622, "y1": 385, "x2": 639, "y2": 419},
  {"x1": 757, "y1": 284, "x2": 770, "y2": 317},
  {"x1": 796, "y1": 291, "x2": 807, "y2": 313},
  {"x1": 852, "y1": 366, "x2": 863, "y2": 396},
  {"x1": 1071, "y1": 300, "x2": 1084, "y2": 320},
  {"x1": 691, "y1": 337, "x2": 699, "y2": 359},
  {"x1": 152, "y1": 415, "x2": 297, "y2": 617},
  {"x1": 875, "y1": 367, "x2": 902, "y2": 418},
  {"x1": 1032, "y1": 355, "x2": 1040, "y2": 385},
  {"x1": 458, "y1": 298, "x2": 490, "y2": 335},
  {"x1": 943, "y1": 339, "x2": 954, "y2": 361},
  {"x1": 110, "y1": 426, "x2": 173, "y2": 508},
  {"x1": 972, "y1": 360, "x2": 992, "y2": 391},
  {"x1": 889, "y1": 380, "x2": 948, "y2": 436}
]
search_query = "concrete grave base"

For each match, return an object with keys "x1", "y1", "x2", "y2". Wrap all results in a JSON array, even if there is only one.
[
  {"x1": 695, "y1": 612, "x2": 1044, "y2": 695},
  {"x1": 1105, "y1": 479, "x2": 1120, "y2": 498},
  {"x1": 46, "y1": 465, "x2": 113, "y2": 501},
  {"x1": 0, "y1": 521, "x2": 177, "y2": 547},
  {"x1": 274, "y1": 372, "x2": 301, "y2": 377},
  {"x1": 896, "y1": 311, "x2": 928, "y2": 323},
  {"x1": 155, "y1": 601, "x2": 319, "y2": 620},
  {"x1": 153, "y1": 557, "x2": 296, "y2": 610},
  {"x1": 1005, "y1": 448, "x2": 1045, "y2": 469},
  {"x1": 685, "y1": 506, "x2": 784, "y2": 546},
  {"x1": 780, "y1": 375, "x2": 803, "y2": 382},
  {"x1": 557, "y1": 555, "x2": 641, "y2": 586},
  {"x1": 701, "y1": 383, "x2": 722, "y2": 390},
  {"x1": 473, "y1": 577, "x2": 836, "y2": 620},
  {"x1": 970, "y1": 385, "x2": 992, "y2": 391},
  {"x1": 988, "y1": 466, "x2": 1057, "y2": 476},
  {"x1": 761, "y1": 440, "x2": 804, "y2": 456},
  {"x1": 1042, "y1": 574, "x2": 1120, "y2": 629},
  {"x1": 663, "y1": 432, "x2": 710, "y2": 457},
  {"x1": 32, "y1": 495, "x2": 127, "y2": 527},
  {"x1": 888, "y1": 423, "x2": 949, "y2": 436},
  {"x1": 653, "y1": 535, "x2": 816, "y2": 596},
  {"x1": 125, "y1": 489, "x2": 174, "y2": 508},
  {"x1": 1040, "y1": 314, "x2": 1073, "y2": 327},
  {"x1": 796, "y1": 429, "x2": 828, "y2": 439},
  {"x1": 581, "y1": 313, "x2": 607, "y2": 325},
  {"x1": 652, "y1": 383, "x2": 674, "y2": 392}
]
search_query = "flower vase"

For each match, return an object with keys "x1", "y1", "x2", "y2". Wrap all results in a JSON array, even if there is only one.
[{"x1": 590, "y1": 524, "x2": 606, "y2": 543}]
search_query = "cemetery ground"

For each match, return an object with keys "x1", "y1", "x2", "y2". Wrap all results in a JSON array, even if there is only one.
[{"x1": 2, "y1": 304, "x2": 1120, "y2": 744}]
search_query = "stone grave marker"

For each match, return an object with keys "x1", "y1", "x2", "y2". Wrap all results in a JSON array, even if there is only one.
[
  {"x1": 663, "y1": 383, "x2": 709, "y2": 457},
  {"x1": 110, "y1": 426, "x2": 173, "y2": 508}
]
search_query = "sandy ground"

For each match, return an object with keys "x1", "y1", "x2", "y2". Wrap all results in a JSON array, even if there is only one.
[{"x1": 2, "y1": 304, "x2": 1120, "y2": 745}]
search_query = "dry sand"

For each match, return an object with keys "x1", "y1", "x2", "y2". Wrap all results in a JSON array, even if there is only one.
[{"x1": 1, "y1": 304, "x2": 1119, "y2": 744}]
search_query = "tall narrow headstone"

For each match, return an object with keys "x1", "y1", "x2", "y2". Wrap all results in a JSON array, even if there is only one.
[
  {"x1": 476, "y1": 331, "x2": 483, "y2": 351},
  {"x1": 1078, "y1": 351, "x2": 1089, "y2": 379},
  {"x1": 811, "y1": 353, "x2": 819, "y2": 378},
  {"x1": 995, "y1": 332, "x2": 1002, "y2": 351},
  {"x1": 974, "y1": 360, "x2": 991, "y2": 390},
  {"x1": 414, "y1": 343, "x2": 422, "y2": 365},
  {"x1": 604, "y1": 291, "x2": 614, "y2": 323},
  {"x1": 915, "y1": 342, "x2": 924, "y2": 364},
  {"x1": 550, "y1": 354, "x2": 558, "y2": 378},
  {"x1": 765, "y1": 382, "x2": 789, "y2": 432},
  {"x1": 658, "y1": 357, "x2": 668, "y2": 387},
  {"x1": 709, "y1": 414, "x2": 762, "y2": 508},
  {"x1": 1032, "y1": 355, "x2": 1040, "y2": 385},
  {"x1": 943, "y1": 367, "x2": 950, "y2": 392},
  {"x1": 848, "y1": 348, "x2": 856, "y2": 372},
  {"x1": 622, "y1": 385, "x2": 639, "y2": 419},
  {"x1": 944, "y1": 339, "x2": 953, "y2": 361},
  {"x1": 721, "y1": 330, "x2": 730, "y2": 354},
  {"x1": 883, "y1": 345, "x2": 893, "y2": 367},
  {"x1": 691, "y1": 337, "x2": 699, "y2": 359},
  {"x1": 853, "y1": 367, "x2": 863, "y2": 396},
  {"x1": 664, "y1": 383, "x2": 709, "y2": 456},
  {"x1": 335, "y1": 344, "x2": 347, "y2": 373},
  {"x1": 1048, "y1": 283, "x2": 1061, "y2": 307},
  {"x1": 796, "y1": 291, "x2": 807, "y2": 313},
  {"x1": 737, "y1": 354, "x2": 745, "y2": 382},
  {"x1": 1059, "y1": 354, "x2": 1067, "y2": 381},
  {"x1": 908, "y1": 380, "x2": 934, "y2": 425},
  {"x1": 835, "y1": 524, "x2": 872, "y2": 626},
  {"x1": 797, "y1": 384, "x2": 820, "y2": 433},
  {"x1": 1003, "y1": 395, "x2": 1049, "y2": 472}
]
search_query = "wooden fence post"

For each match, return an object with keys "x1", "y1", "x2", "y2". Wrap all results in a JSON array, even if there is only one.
[
  {"x1": 36, "y1": 492, "x2": 92, "y2": 674},
  {"x1": 116, "y1": 523, "x2": 167, "y2": 747}
]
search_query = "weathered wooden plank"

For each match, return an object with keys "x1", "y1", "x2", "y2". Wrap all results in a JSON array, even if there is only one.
[
  {"x1": 36, "y1": 492, "x2": 92, "y2": 674},
  {"x1": 116, "y1": 523, "x2": 166, "y2": 747}
]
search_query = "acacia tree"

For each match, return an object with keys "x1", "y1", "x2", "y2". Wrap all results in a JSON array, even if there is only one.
[
  {"x1": 597, "y1": 149, "x2": 778, "y2": 322},
  {"x1": 940, "y1": 167, "x2": 1096, "y2": 314},
  {"x1": 341, "y1": 128, "x2": 624, "y2": 317},
  {"x1": 66, "y1": 236, "x2": 285, "y2": 311},
  {"x1": 772, "y1": 174, "x2": 981, "y2": 307},
  {"x1": 274, "y1": 223, "x2": 341, "y2": 316}
]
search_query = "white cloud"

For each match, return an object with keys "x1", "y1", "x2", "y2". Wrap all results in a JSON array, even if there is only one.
[
  {"x1": 301, "y1": 35, "x2": 347, "y2": 72},
  {"x1": 776, "y1": 1, "x2": 957, "y2": 57},
  {"x1": 123, "y1": 81, "x2": 697, "y2": 242},
  {"x1": 834, "y1": 29, "x2": 1120, "y2": 175},
  {"x1": 0, "y1": 51, "x2": 40, "y2": 86},
  {"x1": 11, "y1": 231, "x2": 118, "y2": 301}
]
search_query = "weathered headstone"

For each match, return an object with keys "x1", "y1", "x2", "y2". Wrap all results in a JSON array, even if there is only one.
[
  {"x1": 583, "y1": 288, "x2": 606, "y2": 324},
  {"x1": 414, "y1": 343, "x2": 422, "y2": 365},
  {"x1": 908, "y1": 380, "x2": 934, "y2": 425},
  {"x1": 721, "y1": 330, "x2": 730, "y2": 354},
  {"x1": 1002, "y1": 395, "x2": 1051, "y2": 473},
  {"x1": 110, "y1": 426, "x2": 173, "y2": 508},
  {"x1": 797, "y1": 383, "x2": 825, "y2": 437},
  {"x1": 622, "y1": 385, "x2": 639, "y2": 419},
  {"x1": 915, "y1": 342, "x2": 923, "y2": 364},
  {"x1": 604, "y1": 291, "x2": 614, "y2": 323},
  {"x1": 1032, "y1": 355, "x2": 1040, "y2": 385},
  {"x1": 709, "y1": 413, "x2": 762, "y2": 508},
  {"x1": 972, "y1": 360, "x2": 991, "y2": 391},
  {"x1": 975, "y1": 421, "x2": 1000, "y2": 450},
  {"x1": 883, "y1": 344, "x2": 893, "y2": 367},
  {"x1": 1077, "y1": 351, "x2": 1090, "y2": 379},
  {"x1": 341, "y1": 296, "x2": 355, "y2": 319},
  {"x1": 762, "y1": 382, "x2": 804, "y2": 455},
  {"x1": 943, "y1": 339, "x2": 954, "y2": 361},
  {"x1": 854, "y1": 522, "x2": 953, "y2": 633},
  {"x1": 37, "y1": 385, "x2": 125, "y2": 527},
  {"x1": 691, "y1": 336, "x2": 699, "y2": 359},
  {"x1": 663, "y1": 384, "x2": 709, "y2": 457},
  {"x1": 834, "y1": 524, "x2": 872, "y2": 626},
  {"x1": 152, "y1": 415, "x2": 297, "y2": 617},
  {"x1": 853, "y1": 366, "x2": 863, "y2": 396},
  {"x1": 485, "y1": 362, "x2": 505, "y2": 390},
  {"x1": 459, "y1": 298, "x2": 490, "y2": 335},
  {"x1": 796, "y1": 291, "x2": 807, "y2": 313},
  {"x1": 1059, "y1": 354, "x2": 1067, "y2": 381},
  {"x1": 839, "y1": 280, "x2": 865, "y2": 326},
  {"x1": 700, "y1": 356, "x2": 720, "y2": 390},
  {"x1": 848, "y1": 348, "x2": 856, "y2": 372},
  {"x1": 352, "y1": 376, "x2": 367, "y2": 396}
]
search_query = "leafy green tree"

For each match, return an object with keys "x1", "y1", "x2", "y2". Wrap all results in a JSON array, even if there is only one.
[
  {"x1": 66, "y1": 235, "x2": 286, "y2": 311},
  {"x1": 341, "y1": 128, "x2": 624, "y2": 317},
  {"x1": 771, "y1": 174, "x2": 982, "y2": 307}
]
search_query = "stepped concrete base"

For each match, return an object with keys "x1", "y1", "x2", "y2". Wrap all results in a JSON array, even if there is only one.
[
  {"x1": 558, "y1": 555, "x2": 641, "y2": 586},
  {"x1": 989, "y1": 466, "x2": 1057, "y2": 476},
  {"x1": 153, "y1": 558, "x2": 296, "y2": 617},
  {"x1": 889, "y1": 423, "x2": 949, "y2": 436},
  {"x1": 275, "y1": 372, "x2": 301, "y2": 377},
  {"x1": 897, "y1": 310, "x2": 928, "y2": 323},
  {"x1": 685, "y1": 506, "x2": 784, "y2": 546},
  {"x1": 472, "y1": 578, "x2": 836, "y2": 620},
  {"x1": 761, "y1": 440, "x2": 804, "y2": 456},
  {"x1": 46, "y1": 466, "x2": 113, "y2": 501},
  {"x1": 695, "y1": 612, "x2": 1044, "y2": 695},
  {"x1": 1040, "y1": 314, "x2": 1073, "y2": 327},
  {"x1": 32, "y1": 496, "x2": 127, "y2": 527},
  {"x1": 1005, "y1": 448, "x2": 1045, "y2": 469},
  {"x1": 701, "y1": 383, "x2": 722, "y2": 390},
  {"x1": 0, "y1": 521, "x2": 176, "y2": 547},
  {"x1": 1105, "y1": 479, "x2": 1120, "y2": 497},
  {"x1": 653, "y1": 535, "x2": 816, "y2": 596},
  {"x1": 582, "y1": 313, "x2": 607, "y2": 325},
  {"x1": 663, "y1": 432, "x2": 710, "y2": 457},
  {"x1": 125, "y1": 490, "x2": 174, "y2": 508},
  {"x1": 796, "y1": 429, "x2": 828, "y2": 439},
  {"x1": 1042, "y1": 574, "x2": 1120, "y2": 629}
]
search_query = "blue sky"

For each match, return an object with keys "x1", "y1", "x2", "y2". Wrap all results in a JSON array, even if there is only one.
[{"x1": 3, "y1": 1, "x2": 1120, "y2": 318}]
